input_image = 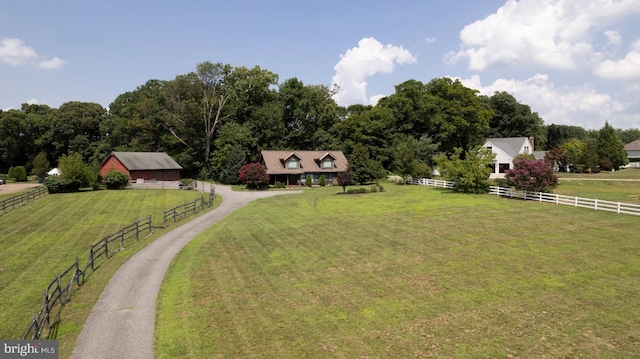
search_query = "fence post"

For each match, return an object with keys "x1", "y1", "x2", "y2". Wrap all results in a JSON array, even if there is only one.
[
  {"x1": 539, "y1": 192, "x2": 542, "y2": 202},
  {"x1": 594, "y1": 199, "x2": 598, "y2": 211},
  {"x1": 617, "y1": 201, "x2": 621, "y2": 214},
  {"x1": 574, "y1": 196, "x2": 578, "y2": 207},
  {"x1": 120, "y1": 226, "x2": 125, "y2": 251},
  {"x1": 148, "y1": 215, "x2": 152, "y2": 234},
  {"x1": 105, "y1": 236, "x2": 110, "y2": 259},
  {"x1": 136, "y1": 219, "x2": 140, "y2": 241},
  {"x1": 56, "y1": 273, "x2": 63, "y2": 306},
  {"x1": 556, "y1": 194, "x2": 559, "y2": 204}
]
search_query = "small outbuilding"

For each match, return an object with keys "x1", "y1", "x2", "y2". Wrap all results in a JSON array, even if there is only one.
[{"x1": 100, "y1": 152, "x2": 182, "y2": 182}]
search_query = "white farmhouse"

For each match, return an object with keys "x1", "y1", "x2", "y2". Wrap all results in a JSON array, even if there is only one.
[{"x1": 483, "y1": 137, "x2": 535, "y2": 178}]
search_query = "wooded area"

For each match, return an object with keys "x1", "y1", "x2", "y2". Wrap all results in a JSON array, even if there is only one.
[{"x1": 2, "y1": 61, "x2": 639, "y2": 182}]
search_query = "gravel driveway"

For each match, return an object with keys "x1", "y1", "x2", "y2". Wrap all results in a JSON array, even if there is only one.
[{"x1": 71, "y1": 184, "x2": 301, "y2": 359}]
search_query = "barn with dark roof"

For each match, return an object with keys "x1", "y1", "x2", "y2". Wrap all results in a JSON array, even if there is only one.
[{"x1": 99, "y1": 152, "x2": 182, "y2": 182}]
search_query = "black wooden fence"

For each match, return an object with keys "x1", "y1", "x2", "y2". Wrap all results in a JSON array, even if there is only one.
[
  {"x1": 22, "y1": 191, "x2": 215, "y2": 340},
  {"x1": 0, "y1": 186, "x2": 48, "y2": 215}
]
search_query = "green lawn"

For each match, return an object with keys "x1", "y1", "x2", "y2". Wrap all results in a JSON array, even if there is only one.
[
  {"x1": 155, "y1": 184, "x2": 640, "y2": 358},
  {"x1": 0, "y1": 188, "x2": 216, "y2": 345},
  {"x1": 554, "y1": 168, "x2": 640, "y2": 203}
]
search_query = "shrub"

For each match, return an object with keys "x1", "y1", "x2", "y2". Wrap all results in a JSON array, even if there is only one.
[
  {"x1": 104, "y1": 170, "x2": 130, "y2": 189},
  {"x1": 14, "y1": 166, "x2": 28, "y2": 182},
  {"x1": 7, "y1": 167, "x2": 16, "y2": 180},
  {"x1": 337, "y1": 171, "x2": 353, "y2": 192},
  {"x1": 238, "y1": 163, "x2": 269, "y2": 190},
  {"x1": 319, "y1": 174, "x2": 326, "y2": 186},
  {"x1": 598, "y1": 160, "x2": 613, "y2": 171},
  {"x1": 505, "y1": 158, "x2": 559, "y2": 192},
  {"x1": 274, "y1": 182, "x2": 286, "y2": 189},
  {"x1": 305, "y1": 175, "x2": 312, "y2": 187},
  {"x1": 44, "y1": 175, "x2": 80, "y2": 193}
]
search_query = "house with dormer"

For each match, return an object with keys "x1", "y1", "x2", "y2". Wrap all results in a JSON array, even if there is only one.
[
  {"x1": 259, "y1": 150, "x2": 348, "y2": 186},
  {"x1": 482, "y1": 137, "x2": 535, "y2": 178}
]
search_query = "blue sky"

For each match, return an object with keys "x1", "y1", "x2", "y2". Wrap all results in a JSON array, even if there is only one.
[{"x1": 1, "y1": 0, "x2": 639, "y2": 129}]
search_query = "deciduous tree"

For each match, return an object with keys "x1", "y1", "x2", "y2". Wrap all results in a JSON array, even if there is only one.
[
  {"x1": 238, "y1": 163, "x2": 269, "y2": 189},
  {"x1": 505, "y1": 158, "x2": 559, "y2": 192},
  {"x1": 436, "y1": 146, "x2": 494, "y2": 193}
]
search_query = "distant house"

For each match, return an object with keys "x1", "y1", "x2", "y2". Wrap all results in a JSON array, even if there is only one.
[
  {"x1": 483, "y1": 137, "x2": 535, "y2": 178},
  {"x1": 625, "y1": 140, "x2": 640, "y2": 165},
  {"x1": 47, "y1": 168, "x2": 61, "y2": 176},
  {"x1": 259, "y1": 150, "x2": 348, "y2": 186},
  {"x1": 99, "y1": 152, "x2": 182, "y2": 182}
]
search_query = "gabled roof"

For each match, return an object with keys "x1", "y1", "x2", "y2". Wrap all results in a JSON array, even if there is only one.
[
  {"x1": 260, "y1": 150, "x2": 348, "y2": 175},
  {"x1": 102, "y1": 152, "x2": 182, "y2": 170},
  {"x1": 484, "y1": 137, "x2": 530, "y2": 159},
  {"x1": 624, "y1": 140, "x2": 640, "y2": 151},
  {"x1": 533, "y1": 151, "x2": 547, "y2": 161}
]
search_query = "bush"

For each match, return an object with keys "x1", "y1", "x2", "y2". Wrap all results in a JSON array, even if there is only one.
[
  {"x1": 7, "y1": 167, "x2": 16, "y2": 180},
  {"x1": 274, "y1": 182, "x2": 286, "y2": 189},
  {"x1": 104, "y1": 170, "x2": 130, "y2": 189},
  {"x1": 505, "y1": 158, "x2": 558, "y2": 192},
  {"x1": 238, "y1": 163, "x2": 269, "y2": 190},
  {"x1": 319, "y1": 174, "x2": 326, "y2": 186},
  {"x1": 305, "y1": 175, "x2": 312, "y2": 187},
  {"x1": 44, "y1": 175, "x2": 80, "y2": 193},
  {"x1": 14, "y1": 166, "x2": 28, "y2": 182},
  {"x1": 598, "y1": 160, "x2": 613, "y2": 171}
]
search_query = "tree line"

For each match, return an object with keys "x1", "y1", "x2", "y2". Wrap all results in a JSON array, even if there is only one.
[{"x1": 1, "y1": 61, "x2": 638, "y2": 183}]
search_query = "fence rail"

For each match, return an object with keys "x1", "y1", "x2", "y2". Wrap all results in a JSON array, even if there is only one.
[
  {"x1": 406, "y1": 178, "x2": 640, "y2": 217},
  {"x1": 0, "y1": 186, "x2": 48, "y2": 215},
  {"x1": 489, "y1": 186, "x2": 640, "y2": 216},
  {"x1": 405, "y1": 178, "x2": 455, "y2": 189},
  {"x1": 23, "y1": 190, "x2": 215, "y2": 340},
  {"x1": 163, "y1": 195, "x2": 214, "y2": 227}
]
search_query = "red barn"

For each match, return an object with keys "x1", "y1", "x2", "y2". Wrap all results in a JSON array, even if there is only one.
[{"x1": 100, "y1": 152, "x2": 182, "y2": 182}]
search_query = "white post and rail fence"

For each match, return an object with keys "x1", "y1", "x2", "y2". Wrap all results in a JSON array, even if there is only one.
[{"x1": 406, "y1": 178, "x2": 640, "y2": 217}]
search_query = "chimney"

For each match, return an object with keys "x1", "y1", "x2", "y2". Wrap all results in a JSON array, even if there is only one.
[{"x1": 528, "y1": 137, "x2": 535, "y2": 152}]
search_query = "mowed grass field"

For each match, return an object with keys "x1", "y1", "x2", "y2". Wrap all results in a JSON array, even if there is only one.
[
  {"x1": 555, "y1": 168, "x2": 640, "y2": 203},
  {"x1": 0, "y1": 188, "x2": 215, "y2": 347},
  {"x1": 155, "y1": 184, "x2": 640, "y2": 358}
]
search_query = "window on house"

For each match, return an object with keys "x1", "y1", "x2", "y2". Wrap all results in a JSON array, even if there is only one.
[
  {"x1": 287, "y1": 159, "x2": 299, "y2": 169},
  {"x1": 524, "y1": 146, "x2": 530, "y2": 154},
  {"x1": 499, "y1": 163, "x2": 510, "y2": 173},
  {"x1": 321, "y1": 159, "x2": 333, "y2": 169}
]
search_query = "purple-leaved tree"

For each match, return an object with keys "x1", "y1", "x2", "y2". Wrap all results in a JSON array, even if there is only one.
[{"x1": 505, "y1": 158, "x2": 559, "y2": 193}]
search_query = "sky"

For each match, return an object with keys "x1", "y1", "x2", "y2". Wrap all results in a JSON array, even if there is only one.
[{"x1": 1, "y1": 0, "x2": 639, "y2": 130}]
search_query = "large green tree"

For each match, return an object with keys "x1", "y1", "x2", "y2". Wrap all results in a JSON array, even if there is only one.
[
  {"x1": 597, "y1": 121, "x2": 628, "y2": 170},
  {"x1": 484, "y1": 91, "x2": 546, "y2": 148},
  {"x1": 436, "y1": 146, "x2": 495, "y2": 193}
]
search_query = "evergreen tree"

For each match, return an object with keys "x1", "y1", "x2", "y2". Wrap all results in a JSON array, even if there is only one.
[{"x1": 597, "y1": 121, "x2": 628, "y2": 170}]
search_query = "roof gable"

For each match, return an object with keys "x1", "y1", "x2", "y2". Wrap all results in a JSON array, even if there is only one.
[
  {"x1": 104, "y1": 152, "x2": 183, "y2": 170},
  {"x1": 484, "y1": 137, "x2": 530, "y2": 159}
]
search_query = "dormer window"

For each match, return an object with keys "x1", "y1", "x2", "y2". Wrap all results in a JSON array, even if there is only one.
[
  {"x1": 321, "y1": 158, "x2": 333, "y2": 169},
  {"x1": 287, "y1": 159, "x2": 299, "y2": 169},
  {"x1": 524, "y1": 146, "x2": 530, "y2": 154}
]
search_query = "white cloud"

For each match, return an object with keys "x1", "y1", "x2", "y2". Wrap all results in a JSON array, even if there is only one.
[
  {"x1": 425, "y1": 37, "x2": 436, "y2": 44},
  {"x1": 446, "y1": 0, "x2": 640, "y2": 71},
  {"x1": 593, "y1": 40, "x2": 640, "y2": 80},
  {"x1": 26, "y1": 98, "x2": 39, "y2": 105},
  {"x1": 0, "y1": 38, "x2": 37, "y2": 66},
  {"x1": 457, "y1": 73, "x2": 632, "y2": 129},
  {"x1": 604, "y1": 30, "x2": 622, "y2": 46},
  {"x1": 40, "y1": 57, "x2": 68, "y2": 70},
  {"x1": 332, "y1": 37, "x2": 417, "y2": 107}
]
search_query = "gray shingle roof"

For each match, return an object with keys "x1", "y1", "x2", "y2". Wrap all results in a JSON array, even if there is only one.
[
  {"x1": 106, "y1": 152, "x2": 183, "y2": 170},
  {"x1": 259, "y1": 150, "x2": 348, "y2": 175},
  {"x1": 624, "y1": 140, "x2": 640, "y2": 151},
  {"x1": 484, "y1": 137, "x2": 529, "y2": 159}
]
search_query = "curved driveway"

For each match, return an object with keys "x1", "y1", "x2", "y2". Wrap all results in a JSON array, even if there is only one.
[{"x1": 71, "y1": 184, "x2": 301, "y2": 359}]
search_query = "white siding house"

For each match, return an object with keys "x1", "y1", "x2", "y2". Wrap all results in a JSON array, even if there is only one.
[
  {"x1": 625, "y1": 140, "x2": 640, "y2": 167},
  {"x1": 483, "y1": 137, "x2": 535, "y2": 178}
]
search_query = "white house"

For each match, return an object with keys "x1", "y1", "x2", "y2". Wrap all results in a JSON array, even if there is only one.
[
  {"x1": 483, "y1": 137, "x2": 535, "y2": 178},
  {"x1": 624, "y1": 140, "x2": 640, "y2": 167}
]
